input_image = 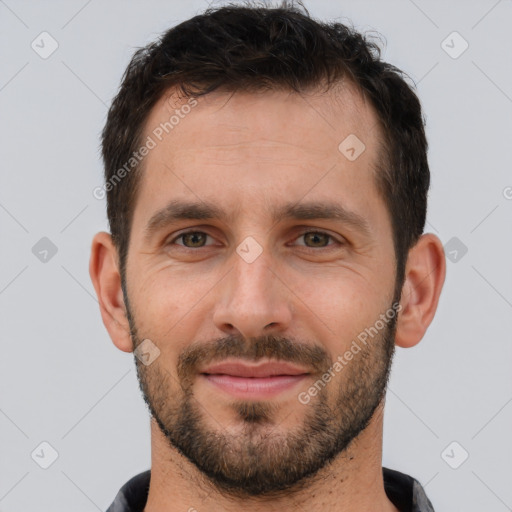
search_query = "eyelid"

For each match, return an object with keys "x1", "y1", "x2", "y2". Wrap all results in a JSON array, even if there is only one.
[
  {"x1": 167, "y1": 227, "x2": 344, "y2": 249},
  {"x1": 290, "y1": 228, "x2": 343, "y2": 247},
  {"x1": 168, "y1": 229, "x2": 217, "y2": 247}
]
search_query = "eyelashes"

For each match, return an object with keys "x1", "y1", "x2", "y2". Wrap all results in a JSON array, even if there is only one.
[{"x1": 168, "y1": 229, "x2": 344, "y2": 250}]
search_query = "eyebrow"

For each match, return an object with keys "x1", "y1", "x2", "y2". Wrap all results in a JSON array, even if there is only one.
[{"x1": 143, "y1": 198, "x2": 372, "y2": 243}]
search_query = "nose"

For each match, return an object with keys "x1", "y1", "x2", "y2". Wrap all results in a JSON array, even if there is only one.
[{"x1": 212, "y1": 248, "x2": 293, "y2": 340}]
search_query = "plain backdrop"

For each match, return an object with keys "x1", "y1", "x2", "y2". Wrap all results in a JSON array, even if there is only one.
[{"x1": 1, "y1": 0, "x2": 511, "y2": 510}]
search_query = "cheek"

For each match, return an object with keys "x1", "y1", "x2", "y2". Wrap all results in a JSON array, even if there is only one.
[
  {"x1": 288, "y1": 267, "x2": 389, "y2": 343},
  {"x1": 128, "y1": 266, "x2": 219, "y2": 342}
]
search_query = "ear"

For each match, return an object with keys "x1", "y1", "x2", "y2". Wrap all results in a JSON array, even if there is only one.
[
  {"x1": 395, "y1": 233, "x2": 446, "y2": 348},
  {"x1": 89, "y1": 231, "x2": 133, "y2": 353}
]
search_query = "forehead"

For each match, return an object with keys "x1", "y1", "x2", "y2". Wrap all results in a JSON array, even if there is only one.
[
  {"x1": 147, "y1": 81, "x2": 378, "y2": 153},
  {"x1": 132, "y1": 82, "x2": 387, "y2": 234}
]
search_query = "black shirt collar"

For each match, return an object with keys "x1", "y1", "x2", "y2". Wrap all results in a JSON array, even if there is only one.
[{"x1": 106, "y1": 467, "x2": 435, "y2": 512}]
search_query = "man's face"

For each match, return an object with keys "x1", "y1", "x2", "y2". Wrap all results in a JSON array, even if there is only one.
[{"x1": 123, "y1": 84, "x2": 399, "y2": 497}]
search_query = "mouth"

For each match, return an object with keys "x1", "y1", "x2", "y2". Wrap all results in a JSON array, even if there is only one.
[{"x1": 199, "y1": 360, "x2": 310, "y2": 399}]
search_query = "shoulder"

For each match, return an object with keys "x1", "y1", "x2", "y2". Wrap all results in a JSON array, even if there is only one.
[
  {"x1": 105, "y1": 470, "x2": 151, "y2": 512},
  {"x1": 383, "y1": 467, "x2": 435, "y2": 512}
]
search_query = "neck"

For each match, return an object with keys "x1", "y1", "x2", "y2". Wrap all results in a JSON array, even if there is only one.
[{"x1": 143, "y1": 403, "x2": 399, "y2": 512}]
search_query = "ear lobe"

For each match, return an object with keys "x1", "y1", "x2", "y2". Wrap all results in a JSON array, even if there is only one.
[
  {"x1": 395, "y1": 233, "x2": 446, "y2": 348},
  {"x1": 89, "y1": 231, "x2": 133, "y2": 353}
]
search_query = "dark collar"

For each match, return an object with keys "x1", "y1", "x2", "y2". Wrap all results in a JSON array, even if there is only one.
[{"x1": 106, "y1": 467, "x2": 434, "y2": 511}]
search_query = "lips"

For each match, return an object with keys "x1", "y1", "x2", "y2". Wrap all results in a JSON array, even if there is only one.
[
  {"x1": 200, "y1": 360, "x2": 309, "y2": 378},
  {"x1": 199, "y1": 360, "x2": 310, "y2": 399}
]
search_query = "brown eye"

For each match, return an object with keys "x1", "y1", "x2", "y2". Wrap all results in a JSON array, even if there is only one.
[
  {"x1": 178, "y1": 232, "x2": 209, "y2": 248},
  {"x1": 302, "y1": 231, "x2": 332, "y2": 248}
]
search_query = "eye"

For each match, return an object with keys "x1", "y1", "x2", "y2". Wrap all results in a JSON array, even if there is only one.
[
  {"x1": 293, "y1": 230, "x2": 340, "y2": 249},
  {"x1": 170, "y1": 231, "x2": 213, "y2": 248},
  {"x1": 167, "y1": 229, "x2": 342, "y2": 251}
]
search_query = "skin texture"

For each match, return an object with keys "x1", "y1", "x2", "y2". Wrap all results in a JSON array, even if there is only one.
[{"x1": 90, "y1": 82, "x2": 446, "y2": 512}]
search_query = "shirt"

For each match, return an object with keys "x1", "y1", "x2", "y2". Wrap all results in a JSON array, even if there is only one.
[{"x1": 106, "y1": 467, "x2": 435, "y2": 511}]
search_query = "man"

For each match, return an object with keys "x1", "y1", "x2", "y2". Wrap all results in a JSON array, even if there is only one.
[{"x1": 89, "y1": 2, "x2": 445, "y2": 511}]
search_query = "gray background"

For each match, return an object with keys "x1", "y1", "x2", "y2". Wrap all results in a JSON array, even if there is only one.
[{"x1": 1, "y1": 0, "x2": 511, "y2": 510}]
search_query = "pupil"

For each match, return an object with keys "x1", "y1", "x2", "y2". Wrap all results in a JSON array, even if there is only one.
[
  {"x1": 185, "y1": 233, "x2": 205, "y2": 247},
  {"x1": 306, "y1": 233, "x2": 327, "y2": 247},
  {"x1": 181, "y1": 232, "x2": 328, "y2": 248}
]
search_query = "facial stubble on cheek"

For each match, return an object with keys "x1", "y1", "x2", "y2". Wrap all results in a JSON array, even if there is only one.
[{"x1": 126, "y1": 297, "x2": 397, "y2": 498}]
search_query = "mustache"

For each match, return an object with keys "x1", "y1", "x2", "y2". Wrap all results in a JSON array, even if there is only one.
[{"x1": 176, "y1": 333, "x2": 332, "y2": 381}]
